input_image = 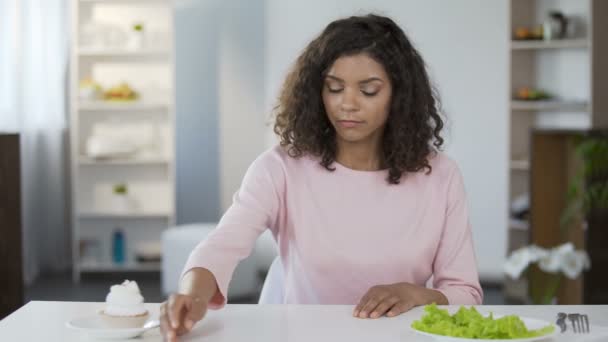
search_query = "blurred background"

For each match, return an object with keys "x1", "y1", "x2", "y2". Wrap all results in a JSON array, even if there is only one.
[{"x1": 1, "y1": 0, "x2": 607, "y2": 318}]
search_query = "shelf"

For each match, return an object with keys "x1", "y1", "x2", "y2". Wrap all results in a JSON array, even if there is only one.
[
  {"x1": 77, "y1": 48, "x2": 170, "y2": 58},
  {"x1": 79, "y1": 101, "x2": 170, "y2": 112},
  {"x1": 72, "y1": 0, "x2": 175, "y2": 283},
  {"x1": 510, "y1": 219, "x2": 530, "y2": 231},
  {"x1": 511, "y1": 100, "x2": 589, "y2": 112},
  {"x1": 79, "y1": 157, "x2": 170, "y2": 165},
  {"x1": 79, "y1": 261, "x2": 161, "y2": 272},
  {"x1": 79, "y1": 0, "x2": 170, "y2": 5},
  {"x1": 78, "y1": 212, "x2": 171, "y2": 219},
  {"x1": 510, "y1": 159, "x2": 530, "y2": 171},
  {"x1": 511, "y1": 39, "x2": 589, "y2": 50}
]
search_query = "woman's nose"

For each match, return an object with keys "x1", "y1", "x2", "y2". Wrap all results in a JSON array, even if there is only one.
[{"x1": 340, "y1": 88, "x2": 359, "y2": 112}]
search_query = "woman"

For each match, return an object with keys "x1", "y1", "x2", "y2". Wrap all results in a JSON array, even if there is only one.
[{"x1": 161, "y1": 13, "x2": 482, "y2": 341}]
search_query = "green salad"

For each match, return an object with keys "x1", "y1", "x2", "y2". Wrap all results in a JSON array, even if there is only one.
[{"x1": 411, "y1": 304, "x2": 555, "y2": 339}]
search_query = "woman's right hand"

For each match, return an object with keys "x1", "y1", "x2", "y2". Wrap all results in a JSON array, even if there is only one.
[{"x1": 160, "y1": 293, "x2": 208, "y2": 342}]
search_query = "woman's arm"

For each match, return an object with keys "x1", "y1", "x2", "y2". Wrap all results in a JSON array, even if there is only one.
[
  {"x1": 180, "y1": 150, "x2": 285, "y2": 309},
  {"x1": 179, "y1": 267, "x2": 220, "y2": 303},
  {"x1": 432, "y1": 165, "x2": 483, "y2": 305}
]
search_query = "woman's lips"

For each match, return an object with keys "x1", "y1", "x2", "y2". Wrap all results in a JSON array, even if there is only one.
[{"x1": 337, "y1": 120, "x2": 363, "y2": 128}]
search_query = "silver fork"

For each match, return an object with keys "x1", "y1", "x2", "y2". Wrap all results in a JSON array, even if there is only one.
[
  {"x1": 567, "y1": 313, "x2": 590, "y2": 333},
  {"x1": 556, "y1": 312, "x2": 567, "y2": 333}
]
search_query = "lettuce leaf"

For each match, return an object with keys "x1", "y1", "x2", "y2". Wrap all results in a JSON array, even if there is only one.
[{"x1": 411, "y1": 304, "x2": 555, "y2": 339}]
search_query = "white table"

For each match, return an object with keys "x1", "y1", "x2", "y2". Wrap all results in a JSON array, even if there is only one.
[{"x1": 1, "y1": 302, "x2": 607, "y2": 341}]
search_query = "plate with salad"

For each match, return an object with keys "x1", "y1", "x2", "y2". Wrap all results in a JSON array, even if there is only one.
[{"x1": 410, "y1": 304, "x2": 558, "y2": 341}]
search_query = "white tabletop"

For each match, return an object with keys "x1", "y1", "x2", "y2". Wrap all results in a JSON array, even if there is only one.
[{"x1": 1, "y1": 301, "x2": 608, "y2": 341}]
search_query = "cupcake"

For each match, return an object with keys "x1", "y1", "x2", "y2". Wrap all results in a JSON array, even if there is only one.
[{"x1": 99, "y1": 280, "x2": 149, "y2": 329}]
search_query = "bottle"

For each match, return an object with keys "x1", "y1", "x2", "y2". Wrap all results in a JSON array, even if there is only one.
[{"x1": 112, "y1": 229, "x2": 125, "y2": 264}]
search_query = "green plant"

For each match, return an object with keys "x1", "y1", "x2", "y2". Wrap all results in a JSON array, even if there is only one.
[
  {"x1": 561, "y1": 135, "x2": 608, "y2": 232},
  {"x1": 113, "y1": 183, "x2": 128, "y2": 195}
]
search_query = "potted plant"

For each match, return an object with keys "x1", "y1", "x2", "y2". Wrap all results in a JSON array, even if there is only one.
[
  {"x1": 127, "y1": 22, "x2": 145, "y2": 50},
  {"x1": 111, "y1": 182, "x2": 132, "y2": 213},
  {"x1": 560, "y1": 135, "x2": 608, "y2": 231},
  {"x1": 560, "y1": 134, "x2": 608, "y2": 303},
  {"x1": 504, "y1": 243, "x2": 590, "y2": 304}
]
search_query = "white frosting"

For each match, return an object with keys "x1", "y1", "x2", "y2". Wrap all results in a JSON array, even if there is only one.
[{"x1": 104, "y1": 280, "x2": 147, "y2": 316}]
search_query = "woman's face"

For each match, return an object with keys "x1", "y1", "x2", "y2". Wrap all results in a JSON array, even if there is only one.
[{"x1": 322, "y1": 53, "x2": 392, "y2": 147}]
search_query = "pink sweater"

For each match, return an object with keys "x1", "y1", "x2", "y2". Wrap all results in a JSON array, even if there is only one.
[{"x1": 183, "y1": 145, "x2": 483, "y2": 309}]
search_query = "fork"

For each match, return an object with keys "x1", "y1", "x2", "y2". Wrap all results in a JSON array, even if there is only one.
[
  {"x1": 556, "y1": 312, "x2": 567, "y2": 333},
  {"x1": 566, "y1": 313, "x2": 590, "y2": 333}
]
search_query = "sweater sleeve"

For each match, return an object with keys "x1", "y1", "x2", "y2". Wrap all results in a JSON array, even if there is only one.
[
  {"x1": 181, "y1": 152, "x2": 284, "y2": 309},
  {"x1": 433, "y1": 165, "x2": 484, "y2": 305}
]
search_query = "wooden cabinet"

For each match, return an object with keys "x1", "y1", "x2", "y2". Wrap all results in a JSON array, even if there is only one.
[
  {"x1": 530, "y1": 129, "x2": 608, "y2": 304},
  {"x1": 0, "y1": 134, "x2": 23, "y2": 319}
]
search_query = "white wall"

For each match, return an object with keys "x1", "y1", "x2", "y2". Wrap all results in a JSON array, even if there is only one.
[
  {"x1": 175, "y1": 0, "x2": 222, "y2": 223},
  {"x1": 174, "y1": 0, "x2": 267, "y2": 219},
  {"x1": 218, "y1": 0, "x2": 267, "y2": 211},
  {"x1": 264, "y1": 0, "x2": 510, "y2": 281}
]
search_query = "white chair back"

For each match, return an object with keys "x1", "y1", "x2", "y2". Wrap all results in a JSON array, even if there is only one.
[{"x1": 258, "y1": 257, "x2": 284, "y2": 304}]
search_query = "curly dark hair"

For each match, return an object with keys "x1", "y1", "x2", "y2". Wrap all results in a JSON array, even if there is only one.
[{"x1": 273, "y1": 13, "x2": 445, "y2": 184}]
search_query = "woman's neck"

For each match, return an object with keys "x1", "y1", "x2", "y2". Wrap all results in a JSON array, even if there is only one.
[{"x1": 335, "y1": 139, "x2": 383, "y2": 171}]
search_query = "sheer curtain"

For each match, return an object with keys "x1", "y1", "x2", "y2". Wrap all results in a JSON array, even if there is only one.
[{"x1": 0, "y1": 0, "x2": 70, "y2": 285}]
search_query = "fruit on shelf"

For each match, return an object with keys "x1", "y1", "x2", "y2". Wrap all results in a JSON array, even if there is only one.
[
  {"x1": 515, "y1": 87, "x2": 551, "y2": 101},
  {"x1": 513, "y1": 26, "x2": 543, "y2": 40},
  {"x1": 104, "y1": 82, "x2": 139, "y2": 101},
  {"x1": 514, "y1": 27, "x2": 530, "y2": 40}
]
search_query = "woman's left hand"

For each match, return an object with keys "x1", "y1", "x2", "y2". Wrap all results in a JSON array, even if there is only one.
[{"x1": 353, "y1": 282, "x2": 446, "y2": 319}]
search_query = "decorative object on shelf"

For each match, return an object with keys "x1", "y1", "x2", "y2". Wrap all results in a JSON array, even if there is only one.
[
  {"x1": 543, "y1": 11, "x2": 568, "y2": 41},
  {"x1": 127, "y1": 22, "x2": 145, "y2": 51},
  {"x1": 104, "y1": 82, "x2": 139, "y2": 102},
  {"x1": 510, "y1": 193, "x2": 529, "y2": 221},
  {"x1": 79, "y1": 239, "x2": 101, "y2": 265},
  {"x1": 79, "y1": 78, "x2": 103, "y2": 101},
  {"x1": 111, "y1": 182, "x2": 137, "y2": 213},
  {"x1": 134, "y1": 241, "x2": 161, "y2": 263},
  {"x1": 515, "y1": 87, "x2": 551, "y2": 101},
  {"x1": 112, "y1": 228, "x2": 126, "y2": 264},
  {"x1": 85, "y1": 120, "x2": 164, "y2": 160},
  {"x1": 86, "y1": 123, "x2": 138, "y2": 160},
  {"x1": 504, "y1": 242, "x2": 590, "y2": 304},
  {"x1": 514, "y1": 11, "x2": 570, "y2": 41}
]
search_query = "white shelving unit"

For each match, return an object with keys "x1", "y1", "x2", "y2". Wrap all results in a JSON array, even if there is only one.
[
  {"x1": 78, "y1": 157, "x2": 169, "y2": 165},
  {"x1": 70, "y1": 0, "x2": 175, "y2": 281},
  {"x1": 510, "y1": 100, "x2": 589, "y2": 112},
  {"x1": 510, "y1": 38, "x2": 589, "y2": 50},
  {"x1": 506, "y1": 0, "x2": 608, "y2": 302},
  {"x1": 79, "y1": 100, "x2": 169, "y2": 111},
  {"x1": 79, "y1": 261, "x2": 162, "y2": 273},
  {"x1": 509, "y1": 159, "x2": 530, "y2": 171},
  {"x1": 77, "y1": 47, "x2": 170, "y2": 57}
]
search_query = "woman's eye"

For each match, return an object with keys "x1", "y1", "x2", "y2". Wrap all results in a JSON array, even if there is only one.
[
  {"x1": 327, "y1": 87, "x2": 343, "y2": 93},
  {"x1": 361, "y1": 89, "x2": 379, "y2": 96}
]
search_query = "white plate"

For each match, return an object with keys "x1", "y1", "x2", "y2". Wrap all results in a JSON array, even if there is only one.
[
  {"x1": 66, "y1": 315, "x2": 149, "y2": 339},
  {"x1": 410, "y1": 315, "x2": 559, "y2": 342}
]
